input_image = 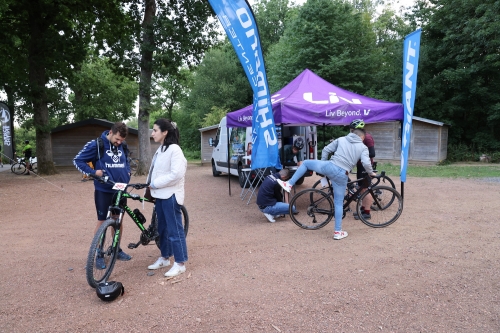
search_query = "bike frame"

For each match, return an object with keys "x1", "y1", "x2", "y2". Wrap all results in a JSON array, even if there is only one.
[
  {"x1": 106, "y1": 187, "x2": 154, "y2": 240},
  {"x1": 323, "y1": 172, "x2": 387, "y2": 213}
]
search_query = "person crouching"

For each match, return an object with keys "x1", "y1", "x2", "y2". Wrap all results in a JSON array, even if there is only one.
[{"x1": 256, "y1": 169, "x2": 297, "y2": 223}]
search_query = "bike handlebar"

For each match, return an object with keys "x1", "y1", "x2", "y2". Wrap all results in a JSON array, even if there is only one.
[
  {"x1": 88, "y1": 174, "x2": 149, "y2": 191},
  {"x1": 316, "y1": 171, "x2": 385, "y2": 179}
]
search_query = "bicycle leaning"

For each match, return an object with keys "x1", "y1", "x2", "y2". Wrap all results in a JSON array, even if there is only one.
[
  {"x1": 127, "y1": 151, "x2": 139, "y2": 175},
  {"x1": 11, "y1": 156, "x2": 37, "y2": 175},
  {"x1": 85, "y1": 174, "x2": 189, "y2": 288},
  {"x1": 289, "y1": 172, "x2": 403, "y2": 230}
]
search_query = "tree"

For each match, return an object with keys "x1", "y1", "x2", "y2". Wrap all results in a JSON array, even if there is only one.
[
  {"x1": 69, "y1": 56, "x2": 138, "y2": 122},
  {"x1": 151, "y1": 67, "x2": 193, "y2": 121},
  {"x1": 1, "y1": 0, "x2": 130, "y2": 174},
  {"x1": 181, "y1": 42, "x2": 253, "y2": 151},
  {"x1": 253, "y1": 0, "x2": 298, "y2": 55},
  {"x1": 127, "y1": 0, "x2": 217, "y2": 175},
  {"x1": 267, "y1": 0, "x2": 380, "y2": 94},
  {"x1": 413, "y1": 0, "x2": 500, "y2": 149},
  {"x1": 365, "y1": 7, "x2": 411, "y2": 102}
]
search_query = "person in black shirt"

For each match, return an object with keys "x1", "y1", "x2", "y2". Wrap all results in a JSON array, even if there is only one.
[{"x1": 256, "y1": 169, "x2": 297, "y2": 223}]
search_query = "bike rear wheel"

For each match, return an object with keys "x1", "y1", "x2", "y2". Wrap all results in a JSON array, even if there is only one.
[
  {"x1": 30, "y1": 162, "x2": 38, "y2": 174},
  {"x1": 86, "y1": 219, "x2": 119, "y2": 288},
  {"x1": 289, "y1": 188, "x2": 334, "y2": 230},
  {"x1": 129, "y1": 158, "x2": 139, "y2": 173},
  {"x1": 11, "y1": 162, "x2": 26, "y2": 175},
  {"x1": 151, "y1": 205, "x2": 189, "y2": 250},
  {"x1": 356, "y1": 186, "x2": 403, "y2": 228}
]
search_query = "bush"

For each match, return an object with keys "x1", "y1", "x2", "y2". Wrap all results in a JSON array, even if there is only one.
[
  {"x1": 446, "y1": 143, "x2": 480, "y2": 162},
  {"x1": 183, "y1": 150, "x2": 201, "y2": 161}
]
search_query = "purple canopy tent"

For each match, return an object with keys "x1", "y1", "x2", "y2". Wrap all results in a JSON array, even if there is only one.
[{"x1": 227, "y1": 69, "x2": 403, "y2": 127}]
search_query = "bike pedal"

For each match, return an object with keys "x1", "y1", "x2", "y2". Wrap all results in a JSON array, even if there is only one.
[{"x1": 127, "y1": 242, "x2": 139, "y2": 249}]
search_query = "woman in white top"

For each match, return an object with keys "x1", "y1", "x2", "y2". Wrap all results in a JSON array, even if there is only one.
[{"x1": 147, "y1": 119, "x2": 188, "y2": 277}]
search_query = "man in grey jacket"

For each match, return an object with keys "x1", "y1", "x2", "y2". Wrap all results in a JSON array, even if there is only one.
[{"x1": 277, "y1": 129, "x2": 375, "y2": 240}]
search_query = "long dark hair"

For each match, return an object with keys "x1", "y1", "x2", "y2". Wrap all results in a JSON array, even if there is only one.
[{"x1": 154, "y1": 118, "x2": 180, "y2": 152}]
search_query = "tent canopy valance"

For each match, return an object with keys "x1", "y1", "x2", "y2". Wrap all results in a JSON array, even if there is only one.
[{"x1": 226, "y1": 69, "x2": 403, "y2": 128}]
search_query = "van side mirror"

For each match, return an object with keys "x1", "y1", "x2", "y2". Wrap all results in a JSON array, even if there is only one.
[{"x1": 208, "y1": 138, "x2": 218, "y2": 147}]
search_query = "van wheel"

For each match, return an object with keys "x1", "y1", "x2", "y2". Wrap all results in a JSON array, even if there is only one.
[
  {"x1": 295, "y1": 176, "x2": 305, "y2": 185},
  {"x1": 238, "y1": 166, "x2": 249, "y2": 188},
  {"x1": 212, "y1": 162, "x2": 221, "y2": 177}
]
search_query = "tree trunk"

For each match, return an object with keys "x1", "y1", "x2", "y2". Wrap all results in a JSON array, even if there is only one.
[
  {"x1": 28, "y1": 6, "x2": 57, "y2": 175},
  {"x1": 136, "y1": 0, "x2": 156, "y2": 176}
]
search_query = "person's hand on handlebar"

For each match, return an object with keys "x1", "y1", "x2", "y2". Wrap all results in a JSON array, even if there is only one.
[
  {"x1": 370, "y1": 172, "x2": 377, "y2": 177},
  {"x1": 94, "y1": 169, "x2": 104, "y2": 177}
]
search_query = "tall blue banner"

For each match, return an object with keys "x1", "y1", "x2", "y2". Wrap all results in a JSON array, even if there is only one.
[
  {"x1": 400, "y1": 29, "x2": 421, "y2": 182},
  {"x1": 0, "y1": 102, "x2": 14, "y2": 162},
  {"x1": 206, "y1": 0, "x2": 281, "y2": 170}
]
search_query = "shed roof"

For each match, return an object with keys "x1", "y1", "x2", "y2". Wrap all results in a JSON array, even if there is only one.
[
  {"x1": 413, "y1": 116, "x2": 450, "y2": 127},
  {"x1": 198, "y1": 124, "x2": 219, "y2": 132},
  {"x1": 51, "y1": 118, "x2": 139, "y2": 135}
]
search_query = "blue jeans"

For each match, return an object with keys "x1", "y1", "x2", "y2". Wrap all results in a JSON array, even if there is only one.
[
  {"x1": 155, "y1": 195, "x2": 188, "y2": 263},
  {"x1": 289, "y1": 160, "x2": 348, "y2": 231},
  {"x1": 261, "y1": 202, "x2": 296, "y2": 216}
]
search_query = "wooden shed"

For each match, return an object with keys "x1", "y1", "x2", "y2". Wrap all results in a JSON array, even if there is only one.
[
  {"x1": 198, "y1": 124, "x2": 218, "y2": 166},
  {"x1": 51, "y1": 118, "x2": 160, "y2": 167},
  {"x1": 365, "y1": 116, "x2": 449, "y2": 163}
]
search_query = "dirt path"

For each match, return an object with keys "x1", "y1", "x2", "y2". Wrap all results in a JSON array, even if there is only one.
[{"x1": 1, "y1": 165, "x2": 500, "y2": 332}]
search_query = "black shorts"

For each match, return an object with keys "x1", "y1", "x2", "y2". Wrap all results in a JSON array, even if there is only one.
[
  {"x1": 94, "y1": 190, "x2": 126, "y2": 221},
  {"x1": 356, "y1": 163, "x2": 366, "y2": 181}
]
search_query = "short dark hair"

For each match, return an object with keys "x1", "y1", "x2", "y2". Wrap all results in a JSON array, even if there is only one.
[
  {"x1": 110, "y1": 122, "x2": 128, "y2": 138},
  {"x1": 154, "y1": 118, "x2": 180, "y2": 151},
  {"x1": 279, "y1": 168, "x2": 290, "y2": 180},
  {"x1": 353, "y1": 128, "x2": 365, "y2": 138}
]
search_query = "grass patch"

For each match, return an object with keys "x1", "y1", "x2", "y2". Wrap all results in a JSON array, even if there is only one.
[{"x1": 375, "y1": 162, "x2": 500, "y2": 178}]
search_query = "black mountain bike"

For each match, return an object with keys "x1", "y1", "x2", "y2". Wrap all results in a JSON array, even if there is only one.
[
  {"x1": 85, "y1": 174, "x2": 189, "y2": 288},
  {"x1": 289, "y1": 172, "x2": 403, "y2": 230}
]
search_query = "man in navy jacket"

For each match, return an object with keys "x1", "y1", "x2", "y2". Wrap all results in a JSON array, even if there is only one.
[
  {"x1": 256, "y1": 169, "x2": 297, "y2": 223},
  {"x1": 74, "y1": 122, "x2": 132, "y2": 267}
]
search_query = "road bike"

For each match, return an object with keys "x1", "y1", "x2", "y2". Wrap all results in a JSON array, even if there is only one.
[
  {"x1": 289, "y1": 172, "x2": 403, "y2": 230},
  {"x1": 312, "y1": 162, "x2": 396, "y2": 193},
  {"x1": 85, "y1": 174, "x2": 189, "y2": 288},
  {"x1": 11, "y1": 157, "x2": 37, "y2": 175}
]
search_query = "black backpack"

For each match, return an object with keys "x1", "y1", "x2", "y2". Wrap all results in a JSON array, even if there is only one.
[{"x1": 95, "y1": 137, "x2": 129, "y2": 164}]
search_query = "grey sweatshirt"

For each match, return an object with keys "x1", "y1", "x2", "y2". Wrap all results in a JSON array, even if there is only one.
[{"x1": 321, "y1": 133, "x2": 373, "y2": 174}]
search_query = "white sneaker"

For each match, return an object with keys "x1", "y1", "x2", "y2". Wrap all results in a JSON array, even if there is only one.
[
  {"x1": 277, "y1": 179, "x2": 292, "y2": 193},
  {"x1": 164, "y1": 262, "x2": 186, "y2": 277},
  {"x1": 148, "y1": 257, "x2": 170, "y2": 270},
  {"x1": 333, "y1": 230, "x2": 348, "y2": 240},
  {"x1": 264, "y1": 213, "x2": 275, "y2": 223}
]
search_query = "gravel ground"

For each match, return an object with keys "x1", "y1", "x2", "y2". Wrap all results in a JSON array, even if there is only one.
[{"x1": 1, "y1": 164, "x2": 500, "y2": 332}]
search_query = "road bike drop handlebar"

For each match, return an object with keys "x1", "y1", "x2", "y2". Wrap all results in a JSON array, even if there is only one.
[
  {"x1": 88, "y1": 173, "x2": 150, "y2": 201},
  {"x1": 316, "y1": 171, "x2": 386, "y2": 185}
]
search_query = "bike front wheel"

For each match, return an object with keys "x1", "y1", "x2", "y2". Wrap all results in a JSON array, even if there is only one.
[
  {"x1": 289, "y1": 188, "x2": 334, "y2": 230},
  {"x1": 86, "y1": 219, "x2": 119, "y2": 288},
  {"x1": 11, "y1": 162, "x2": 26, "y2": 175},
  {"x1": 356, "y1": 186, "x2": 403, "y2": 228},
  {"x1": 151, "y1": 205, "x2": 190, "y2": 250}
]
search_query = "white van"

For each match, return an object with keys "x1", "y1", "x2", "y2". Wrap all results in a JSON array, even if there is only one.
[{"x1": 209, "y1": 117, "x2": 318, "y2": 187}]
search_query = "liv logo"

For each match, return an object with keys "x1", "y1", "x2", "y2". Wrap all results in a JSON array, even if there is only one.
[{"x1": 303, "y1": 92, "x2": 362, "y2": 105}]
